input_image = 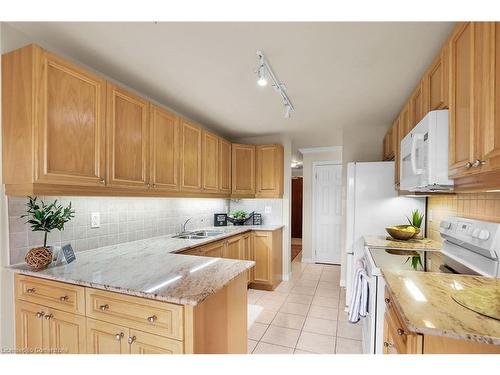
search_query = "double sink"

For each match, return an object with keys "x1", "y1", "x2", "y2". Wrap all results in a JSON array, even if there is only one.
[{"x1": 172, "y1": 230, "x2": 224, "y2": 240}]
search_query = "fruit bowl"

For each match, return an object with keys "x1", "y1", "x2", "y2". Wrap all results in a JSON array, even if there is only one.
[{"x1": 385, "y1": 225, "x2": 420, "y2": 241}]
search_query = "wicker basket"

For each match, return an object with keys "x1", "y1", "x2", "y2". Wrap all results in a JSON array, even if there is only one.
[{"x1": 25, "y1": 247, "x2": 53, "y2": 270}]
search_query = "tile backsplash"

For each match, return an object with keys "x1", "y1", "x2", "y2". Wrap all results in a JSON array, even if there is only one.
[
  {"x1": 427, "y1": 193, "x2": 500, "y2": 242},
  {"x1": 7, "y1": 196, "x2": 228, "y2": 265},
  {"x1": 228, "y1": 199, "x2": 283, "y2": 225}
]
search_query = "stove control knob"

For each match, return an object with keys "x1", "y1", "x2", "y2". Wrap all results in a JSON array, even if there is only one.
[
  {"x1": 472, "y1": 228, "x2": 480, "y2": 238},
  {"x1": 478, "y1": 230, "x2": 490, "y2": 241},
  {"x1": 440, "y1": 221, "x2": 451, "y2": 230}
]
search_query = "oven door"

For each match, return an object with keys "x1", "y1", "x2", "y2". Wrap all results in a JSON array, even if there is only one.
[{"x1": 400, "y1": 131, "x2": 428, "y2": 191}]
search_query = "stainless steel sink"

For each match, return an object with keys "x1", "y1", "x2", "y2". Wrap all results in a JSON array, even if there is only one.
[
  {"x1": 172, "y1": 234, "x2": 207, "y2": 240},
  {"x1": 192, "y1": 230, "x2": 224, "y2": 237}
]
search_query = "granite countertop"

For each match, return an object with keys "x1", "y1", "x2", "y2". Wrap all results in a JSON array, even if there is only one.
[
  {"x1": 382, "y1": 270, "x2": 500, "y2": 345},
  {"x1": 9, "y1": 225, "x2": 283, "y2": 306},
  {"x1": 364, "y1": 235, "x2": 442, "y2": 251}
]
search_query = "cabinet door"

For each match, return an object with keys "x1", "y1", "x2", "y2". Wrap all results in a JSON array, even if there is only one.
[
  {"x1": 231, "y1": 144, "x2": 255, "y2": 195},
  {"x1": 106, "y1": 83, "x2": 149, "y2": 188},
  {"x1": 180, "y1": 120, "x2": 202, "y2": 192},
  {"x1": 150, "y1": 105, "x2": 179, "y2": 191},
  {"x1": 393, "y1": 117, "x2": 401, "y2": 187},
  {"x1": 202, "y1": 131, "x2": 219, "y2": 193},
  {"x1": 36, "y1": 49, "x2": 106, "y2": 186},
  {"x1": 86, "y1": 318, "x2": 129, "y2": 354},
  {"x1": 242, "y1": 233, "x2": 253, "y2": 283},
  {"x1": 200, "y1": 240, "x2": 225, "y2": 258},
  {"x1": 256, "y1": 144, "x2": 284, "y2": 198},
  {"x1": 129, "y1": 329, "x2": 183, "y2": 354},
  {"x1": 223, "y1": 236, "x2": 242, "y2": 260},
  {"x1": 410, "y1": 81, "x2": 426, "y2": 129},
  {"x1": 15, "y1": 301, "x2": 47, "y2": 353},
  {"x1": 399, "y1": 104, "x2": 410, "y2": 139},
  {"x1": 252, "y1": 232, "x2": 272, "y2": 284},
  {"x1": 427, "y1": 44, "x2": 450, "y2": 110},
  {"x1": 46, "y1": 308, "x2": 86, "y2": 354},
  {"x1": 219, "y1": 138, "x2": 232, "y2": 193},
  {"x1": 449, "y1": 22, "x2": 475, "y2": 178}
]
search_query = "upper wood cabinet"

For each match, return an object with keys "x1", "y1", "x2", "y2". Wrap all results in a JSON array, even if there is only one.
[
  {"x1": 150, "y1": 105, "x2": 179, "y2": 191},
  {"x1": 255, "y1": 144, "x2": 284, "y2": 198},
  {"x1": 383, "y1": 127, "x2": 394, "y2": 161},
  {"x1": 393, "y1": 117, "x2": 401, "y2": 187},
  {"x1": 231, "y1": 144, "x2": 256, "y2": 196},
  {"x1": 202, "y1": 131, "x2": 219, "y2": 193},
  {"x1": 180, "y1": 120, "x2": 202, "y2": 192},
  {"x1": 409, "y1": 81, "x2": 427, "y2": 129},
  {"x1": 426, "y1": 44, "x2": 450, "y2": 111},
  {"x1": 219, "y1": 138, "x2": 232, "y2": 194},
  {"x1": 2, "y1": 44, "x2": 107, "y2": 189},
  {"x1": 106, "y1": 83, "x2": 149, "y2": 188}
]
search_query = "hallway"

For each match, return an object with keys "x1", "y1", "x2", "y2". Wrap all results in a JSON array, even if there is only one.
[{"x1": 247, "y1": 253, "x2": 363, "y2": 354}]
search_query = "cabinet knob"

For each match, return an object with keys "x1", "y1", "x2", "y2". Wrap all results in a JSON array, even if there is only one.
[
  {"x1": 147, "y1": 315, "x2": 157, "y2": 323},
  {"x1": 397, "y1": 328, "x2": 406, "y2": 336},
  {"x1": 99, "y1": 178, "x2": 105, "y2": 184},
  {"x1": 472, "y1": 159, "x2": 486, "y2": 168},
  {"x1": 26, "y1": 288, "x2": 35, "y2": 294},
  {"x1": 384, "y1": 298, "x2": 391, "y2": 304},
  {"x1": 36, "y1": 312, "x2": 45, "y2": 319},
  {"x1": 152, "y1": 184, "x2": 156, "y2": 188},
  {"x1": 383, "y1": 341, "x2": 393, "y2": 348},
  {"x1": 115, "y1": 332, "x2": 124, "y2": 341},
  {"x1": 45, "y1": 314, "x2": 53, "y2": 320},
  {"x1": 146, "y1": 183, "x2": 151, "y2": 188},
  {"x1": 127, "y1": 336, "x2": 136, "y2": 345},
  {"x1": 465, "y1": 162, "x2": 473, "y2": 169},
  {"x1": 59, "y1": 295, "x2": 68, "y2": 302},
  {"x1": 99, "y1": 304, "x2": 109, "y2": 311}
]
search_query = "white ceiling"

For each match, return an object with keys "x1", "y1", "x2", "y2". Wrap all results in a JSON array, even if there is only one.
[{"x1": 5, "y1": 22, "x2": 455, "y2": 153}]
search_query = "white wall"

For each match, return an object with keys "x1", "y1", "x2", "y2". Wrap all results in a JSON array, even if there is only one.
[
  {"x1": 300, "y1": 149, "x2": 343, "y2": 263},
  {"x1": 234, "y1": 134, "x2": 292, "y2": 280}
]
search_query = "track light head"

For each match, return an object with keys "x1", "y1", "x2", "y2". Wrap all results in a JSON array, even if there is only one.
[
  {"x1": 285, "y1": 104, "x2": 292, "y2": 118},
  {"x1": 257, "y1": 65, "x2": 268, "y2": 87}
]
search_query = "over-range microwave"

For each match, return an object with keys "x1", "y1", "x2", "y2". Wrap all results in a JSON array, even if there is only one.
[{"x1": 400, "y1": 110, "x2": 454, "y2": 192}]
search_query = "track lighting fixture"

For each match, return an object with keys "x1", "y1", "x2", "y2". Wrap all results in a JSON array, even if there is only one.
[{"x1": 256, "y1": 51, "x2": 295, "y2": 118}]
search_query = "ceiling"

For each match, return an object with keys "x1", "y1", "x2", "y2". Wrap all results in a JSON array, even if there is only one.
[{"x1": 5, "y1": 22, "x2": 455, "y2": 154}]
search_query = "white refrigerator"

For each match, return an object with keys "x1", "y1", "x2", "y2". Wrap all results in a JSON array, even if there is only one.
[{"x1": 344, "y1": 162, "x2": 426, "y2": 305}]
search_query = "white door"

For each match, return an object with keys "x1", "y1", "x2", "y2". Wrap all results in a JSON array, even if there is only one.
[{"x1": 313, "y1": 163, "x2": 342, "y2": 264}]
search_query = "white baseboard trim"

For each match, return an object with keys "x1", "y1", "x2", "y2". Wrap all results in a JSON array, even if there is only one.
[
  {"x1": 340, "y1": 278, "x2": 345, "y2": 287},
  {"x1": 282, "y1": 272, "x2": 292, "y2": 281},
  {"x1": 301, "y1": 257, "x2": 314, "y2": 264}
]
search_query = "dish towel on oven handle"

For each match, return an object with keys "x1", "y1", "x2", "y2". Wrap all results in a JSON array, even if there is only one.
[{"x1": 348, "y1": 259, "x2": 369, "y2": 323}]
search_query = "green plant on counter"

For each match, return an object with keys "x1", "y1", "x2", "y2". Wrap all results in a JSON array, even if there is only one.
[
  {"x1": 230, "y1": 210, "x2": 248, "y2": 219},
  {"x1": 405, "y1": 255, "x2": 423, "y2": 271},
  {"x1": 407, "y1": 209, "x2": 424, "y2": 228},
  {"x1": 21, "y1": 196, "x2": 75, "y2": 248}
]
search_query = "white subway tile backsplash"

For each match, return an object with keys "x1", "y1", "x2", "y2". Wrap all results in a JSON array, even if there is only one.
[
  {"x1": 7, "y1": 196, "x2": 228, "y2": 265},
  {"x1": 229, "y1": 199, "x2": 283, "y2": 225}
]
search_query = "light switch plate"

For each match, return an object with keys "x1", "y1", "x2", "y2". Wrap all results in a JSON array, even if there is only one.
[
  {"x1": 90, "y1": 212, "x2": 100, "y2": 228},
  {"x1": 264, "y1": 206, "x2": 272, "y2": 214}
]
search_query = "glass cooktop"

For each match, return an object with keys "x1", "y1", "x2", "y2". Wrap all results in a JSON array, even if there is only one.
[{"x1": 368, "y1": 248, "x2": 446, "y2": 273}]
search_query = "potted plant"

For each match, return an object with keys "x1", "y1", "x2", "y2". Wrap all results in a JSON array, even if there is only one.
[
  {"x1": 21, "y1": 196, "x2": 75, "y2": 270},
  {"x1": 407, "y1": 209, "x2": 424, "y2": 239}
]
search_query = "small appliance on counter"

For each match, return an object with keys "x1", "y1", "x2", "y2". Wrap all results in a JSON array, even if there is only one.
[
  {"x1": 253, "y1": 213, "x2": 262, "y2": 225},
  {"x1": 213, "y1": 213, "x2": 228, "y2": 226}
]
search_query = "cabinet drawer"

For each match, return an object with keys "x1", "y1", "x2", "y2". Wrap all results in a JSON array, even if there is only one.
[
  {"x1": 85, "y1": 288, "x2": 184, "y2": 340},
  {"x1": 15, "y1": 274, "x2": 85, "y2": 315}
]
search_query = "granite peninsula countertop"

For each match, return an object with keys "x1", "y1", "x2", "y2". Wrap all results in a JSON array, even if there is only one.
[
  {"x1": 9, "y1": 225, "x2": 284, "y2": 306},
  {"x1": 364, "y1": 235, "x2": 442, "y2": 251},
  {"x1": 382, "y1": 270, "x2": 500, "y2": 345}
]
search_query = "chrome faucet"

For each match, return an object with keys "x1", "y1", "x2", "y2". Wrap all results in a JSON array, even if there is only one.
[{"x1": 181, "y1": 218, "x2": 192, "y2": 233}]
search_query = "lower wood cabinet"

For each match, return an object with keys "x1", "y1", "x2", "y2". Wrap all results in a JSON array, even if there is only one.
[{"x1": 250, "y1": 229, "x2": 282, "y2": 291}]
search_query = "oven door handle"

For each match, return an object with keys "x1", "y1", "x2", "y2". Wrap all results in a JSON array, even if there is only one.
[{"x1": 411, "y1": 133, "x2": 424, "y2": 175}]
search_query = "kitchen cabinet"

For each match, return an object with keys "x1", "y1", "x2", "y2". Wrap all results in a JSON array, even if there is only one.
[
  {"x1": 86, "y1": 318, "x2": 129, "y2": 354},
  {"x1": 255, "y1": 144, "x2": 284, "y2": 198},
  {"x1": 219, "y1": 138, "x2": 232, "y2": 194},
  {"x1": 106, "y1": 83, "x2": 150, "y2": 189},
  {"x1": 250, "y1": 229, "x2": 283, "y2": 291},
  {"x1": 231, "y1": 144, "x2": 256, "y2": 196},
  {"x1": 150, "y1": 105, "x2": 179, "y2": 191},
  {"x1": 393, "y1": 117, "x2": 401, "y2": 187},
  {"x1": 2, "y1": 44, "x2": 107, "y2": 190},
  {"x1": 409, "y1": 81, "x2": 427, "y2": 129},
  {"x1": 199, "y1": 240, "x2": 225, "y2": 258},
  {"x1": 223, "y1": 235, "x2": 243, "y2": 260},
  {"x1": 180, "y1": 120, "x2": 203, "y2": 192},
  {"x1": 425, "y1": 43, "x2": 450, "y2": 111},
  {"x1": 383, "y1": 127, "x2": 394, "y2": 161},
  {"x1": 242, "y1": 233, "x2": 254, "y2": 284},
  {"x1": 15, "y1": 300, "x2": 47, "y2": 353},
  {"x1": 202, "y1": 130, "x2": 219, "y2": 193}
]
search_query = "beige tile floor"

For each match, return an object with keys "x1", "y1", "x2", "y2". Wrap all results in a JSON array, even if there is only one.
[{"x1": 247, "y1": 252, "x2": 363, "y2": 354}]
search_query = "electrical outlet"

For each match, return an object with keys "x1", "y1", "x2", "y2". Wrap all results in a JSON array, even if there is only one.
[
  {"x1": 428, "y1": 209, "x2": 433, "y2": 222},
  {"x1": 90, "y1": 212, "x2": 100, "y2": 228},
  {"x1": 264, "y1": 206, "x2": 272, "y2": 214}
]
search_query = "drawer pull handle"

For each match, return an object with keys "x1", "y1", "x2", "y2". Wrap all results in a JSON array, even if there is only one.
[
  {"x1": 384, "y1": 298, "x2": 391, "y2": 304},
  {"x1": 36, "y1": 312, "x2": 45, "y2": 319},
  {"x1": 26, "y1": 288, "x2": 36, "y2": 294},
  {"x1": 59, "y1": 295, "x2": 68, "y2": 302},
  {"x1": 115, "y1": 332, "x2": 124, "y2": 341},
  {"x1": 465, "y1": 161, "x2": 473, "y2": 169},
  {"x1": 99, "y1": 304, "x2": 109, "y2": 311},
  {"x1": 397, "y1": 328, "x2": 406, "y2": 336},
  {"x1": 99, "y1": 178, "x2": 105, "y2": 184},
  {"x1": 147, "y1": 315, "x2": 157, "y2": 323},
  {"x1": 472, "y1": 159, "x2": 486, "y2": 168},
  {"x1": 128, "y1": 336, "x2": 136, "y2": 345},
  {"x1": 45, "y1": 314, "x2": 53, "y2": 320},
  {"x1": 383, "y1": 341, "x2": 393, "y2": 348}
]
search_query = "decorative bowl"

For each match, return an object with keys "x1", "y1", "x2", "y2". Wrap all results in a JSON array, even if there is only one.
[{"x1": 385, "y1": 225, "x2": 421, "y2": 241}]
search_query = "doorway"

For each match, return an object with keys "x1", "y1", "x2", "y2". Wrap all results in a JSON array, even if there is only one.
[
  {"x1": 312, "y1": 163, "x2": 342, "y2": 264},
  {"x1": 291, "y1": 177, "x2": 303, "y2": 261}
]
